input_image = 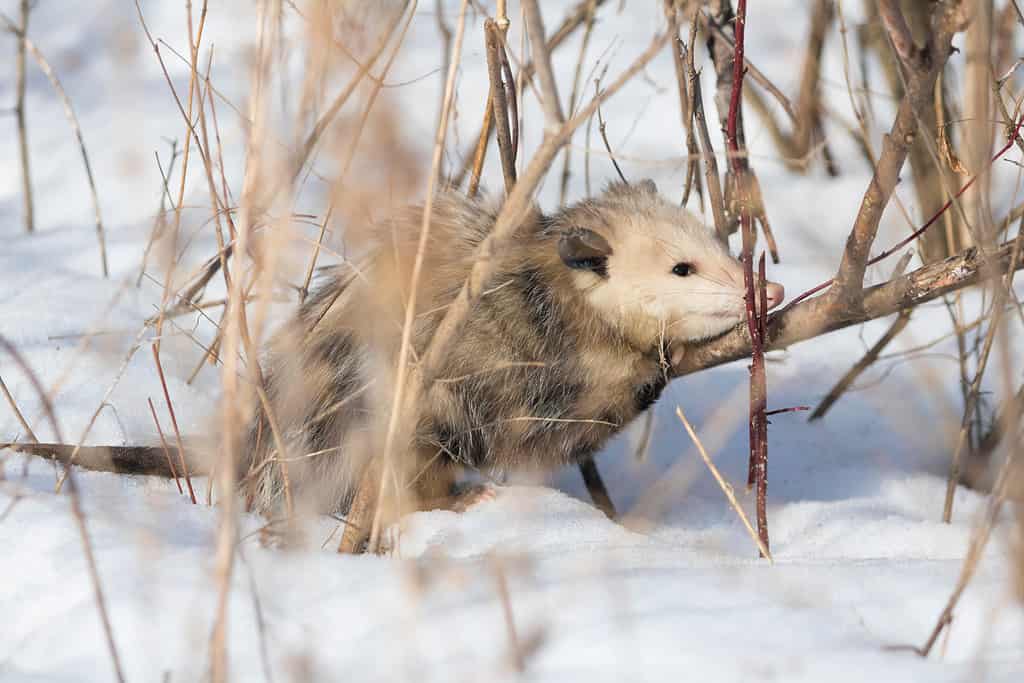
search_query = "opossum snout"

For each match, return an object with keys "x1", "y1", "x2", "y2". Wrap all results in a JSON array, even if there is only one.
[{"x1": 765, "y1": 281, "x2": 784, "y2": 309}]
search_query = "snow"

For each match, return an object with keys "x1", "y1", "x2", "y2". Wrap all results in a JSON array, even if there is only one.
[{"x1": 2, "y1": 1, "x2": 1023, "y2": 681}]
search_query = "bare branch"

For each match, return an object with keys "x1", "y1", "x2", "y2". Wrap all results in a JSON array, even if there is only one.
[
  {"x1": 676, "y1": 406, "x2": 772, "y2": 562},
  {"x1": 688, "y1": 63, "x2": 728, "y2": 242},
  {"x1": 2, "y1": 12, "x2": 108, "y2": 276},
  {"x1": 809, "y1": 309, "x2": 912, "y2": 421},
  {"x1": 0, "y1": 336, "x2": 125, "y2": 683},
  {"x1": 13, "y1": 0, "x2": 33, "y2": 234},
  {"x1": 673, "y1": 238, "x2": 1024, "y2": 378},
  {"x1": 878, "y1": 0, "x2": 922, "y2": 68},
  {"x1": 831, "y1": 3, "x2": 964, "y2": 300},
  {"x1": 522, "y1": 0, "x2": 565, "y2": 128},
  {"x1": 485, "y1": 19, "x2": 518, "y2": 193}
]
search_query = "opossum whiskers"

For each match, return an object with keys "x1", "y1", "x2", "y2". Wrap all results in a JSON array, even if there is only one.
[
  {"x1": 691, "y1": 269, "x2": 740, "y2": 290},
  {"x1": 474, "y1": 416, "x2": 621, "y2": 430}
]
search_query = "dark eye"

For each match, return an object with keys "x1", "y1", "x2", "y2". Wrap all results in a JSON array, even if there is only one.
[{"x1": 672, "y1": 262, "x2": 694, "y2": 277}]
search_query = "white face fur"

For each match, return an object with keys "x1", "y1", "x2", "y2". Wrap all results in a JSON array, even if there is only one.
[{"x1": 558, "y1": 182, "x2": 784, "y2": 347}]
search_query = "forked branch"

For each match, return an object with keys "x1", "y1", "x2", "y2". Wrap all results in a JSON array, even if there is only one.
[
  {"x1": 672, "y1": 238, "x2": 1024, "y2": 378},
  {"x1": 831, "y1": 1, "x2": 966, "y2": 301}
]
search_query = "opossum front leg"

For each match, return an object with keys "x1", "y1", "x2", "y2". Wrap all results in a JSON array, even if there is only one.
[
  {"x1": 338, "y1": 446, "x2": 492, "y2": 554},
  {"x1": 408, "y1": 448, "x2": 496, "y2": 512}
]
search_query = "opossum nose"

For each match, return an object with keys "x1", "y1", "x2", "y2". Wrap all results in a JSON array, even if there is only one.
[{"x1": 765, "y1": 281, "x2": 785, "y2": 309}]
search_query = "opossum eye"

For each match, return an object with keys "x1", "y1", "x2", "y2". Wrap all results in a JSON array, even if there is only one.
[
  {"x1": 559, "y1": 229, "x2": 612, "y2": 278},
  {"x1": 672, "y1": 262, "x2": 694, "y2": 277}
]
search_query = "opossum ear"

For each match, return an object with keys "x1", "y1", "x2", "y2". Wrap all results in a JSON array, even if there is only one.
[{"x1": 559, "y1": 229, "x2": 613, "y2": 277}]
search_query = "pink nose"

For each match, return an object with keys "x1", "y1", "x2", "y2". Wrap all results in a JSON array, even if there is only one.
[{"x1": 764, "y1": 281, "x2": 785, "y2": 310}]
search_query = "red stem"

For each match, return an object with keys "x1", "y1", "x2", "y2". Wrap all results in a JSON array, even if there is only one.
[
  {"x1": 726, "y1": 0, "x2": 769, "y2": 555},
  {"x1": 152, "y1": 344, "x2": 197, "y2": 504},
  {"x1": 147, "y1": 396, "x2": 183, "y2": 494},
  {"x1": 725, "y1": 0, "x2": 747, "y2": 156},
  {"x1": 765, "y1": 406, "x2": 810, "y2": 416},
  {"x1": 755, "y1": 252, "x2": 769, "y2": 556}
]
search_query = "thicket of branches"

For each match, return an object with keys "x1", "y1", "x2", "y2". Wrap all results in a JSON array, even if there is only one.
[{"x1": 3, "y1": 0, "x2": 1024, "y2": 677}]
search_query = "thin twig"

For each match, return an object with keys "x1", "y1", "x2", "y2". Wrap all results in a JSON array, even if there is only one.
[
  {"x1": 522, "y1": 0, "x2": 565, "y2": 127},
  {"x1": 364, "y1": 0, "x2": 472, "y2": 554},
  {"x1": 1, "y1": 13, "x2": 108, "y2": 276},
  {"x1": 558, "y1": 0, "x2": 598, "y2": 205},
  {"x1": 0, "y1": 336, "x2": 125, "y2": 682},
  {"x1": 672, "y1": 13, "x2": 702, "y2": 208},
  {"x1": 0, "y1": 373, "x2": 38, "y2": 442},
  {"x1": 54, "y1": 328, "x2": 148, "y2": 493},
  {"x1": 485, "y1": 18, "x2": 518, "y2": 193},
  {"x1": 918, "y1": 396, "x2": 1023, "y2": 656},
  {"x1": 300, "y1": 205, "x2": 332, "y2": 303},
  {"x1": 293, "y1": 1, "x2": 412, "y2": 182},
  {"x1": 147, "y1": 396, "x2": 183, "y2": 494},
  {"x1": 696, "y1": 7, "x2": 797, "y2": 123},
  {"x1": 688, "y1": 60, "x2": 728, "y2": 243},
  {"x1": 809, "y1": 310, "x2": 912, "y2": 421},
  {"x1": 13, "y1": 0, "x2": 33, "y2": 234},
  {"x1": 152, "y1": 344, "x2": 197, "y2": 504},
  {"x1": 596, "y1": 94, "x2": 627, "y2": 183},
  {"x1": 942, "y1": 226, "x2": 1024, "y2": 522},
  {"x1": 790, "y1": 113, "x2": 1024, "y2": 308},
  {"x1": 676, "y1": 406, "x2": 772, "y2": 562},
  {"x1": 724, "y1": 0, "x2": 770, "y2": 556},
  {"x1": 831, "y1": 1, "x2": 964, "y2": 300}
]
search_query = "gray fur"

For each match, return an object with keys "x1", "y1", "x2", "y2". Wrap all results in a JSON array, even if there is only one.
[
  {"x1": 232, "y1": 180, "x2": 748, "y2": 517},
  {"x1": 10, "y1": 181, "x2": 756, "y2": 522}
]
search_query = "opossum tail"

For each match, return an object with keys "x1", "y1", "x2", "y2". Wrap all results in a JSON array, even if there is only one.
[{"x1": 0, "y1": 442, "x2": 201, "y2": 478}]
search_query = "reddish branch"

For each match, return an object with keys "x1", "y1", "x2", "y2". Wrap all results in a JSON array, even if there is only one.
[
  {"x1": 790, "y1": 111, "x2": 1024, "y2": 308},
  {"x1": 723, "y1": 0, "x2": 769, "y2": 556},
  {"x1": 705, "y1": 0, "x2": 778, "y2": 261}
]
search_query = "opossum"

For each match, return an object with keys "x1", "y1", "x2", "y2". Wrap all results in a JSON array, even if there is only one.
[{"x1": 6, "y1": 180, "x2": 784, "y2": 529}]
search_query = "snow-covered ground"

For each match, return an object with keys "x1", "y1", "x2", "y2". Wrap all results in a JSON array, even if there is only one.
[{"x1": 2, "y1": 1, "x2": 1023, "y2": 681}]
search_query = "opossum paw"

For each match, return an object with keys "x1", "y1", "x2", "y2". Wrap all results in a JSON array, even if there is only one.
[{"x1": 450, "y1": 483, "x2": 498, "y2": 513}]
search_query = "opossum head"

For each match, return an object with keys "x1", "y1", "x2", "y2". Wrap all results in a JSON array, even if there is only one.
[{"x1": 552, "y1": 180, "x2": 784, "y2": 349}]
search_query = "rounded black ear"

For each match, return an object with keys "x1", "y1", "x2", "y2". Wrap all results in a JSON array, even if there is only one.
[{"x1": 558, "y1": 228, "x2": 613, "y2": 278}]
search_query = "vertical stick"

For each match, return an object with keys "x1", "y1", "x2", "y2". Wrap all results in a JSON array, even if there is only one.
[
  {"x1": 152, "y1": 344, "x2": 197, "y2": 504},
  {"x1": 147, "y1": 396, "x2": 183, "y2": 494},
  {"x1": 0, "y1": 373, "x2": 38, "y2": 443},
  {"x1": 365, "y1": 0, "x2": 470, "y2": 554},
  {"x1": 15, "y1": 0, "x2": 34, "y2": 234},
  {"x1": 755, "y1": 253, "x2": 769, "y2": 554},
  {"x1": 484, "y1": 19, "x2": 517, "y2": 193},
  {"x1": 725, "y1": 0, "x2": 769, "y2": 556}
]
